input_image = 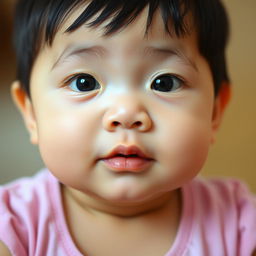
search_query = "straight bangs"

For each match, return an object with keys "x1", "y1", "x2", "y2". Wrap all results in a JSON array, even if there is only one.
[{"x1": 45, "y1": 0, "x2": 192, "y2": 44}]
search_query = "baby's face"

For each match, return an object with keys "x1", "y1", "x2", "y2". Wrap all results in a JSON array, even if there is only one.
[{"x1": 28, "y1": 8, "x2": 216, "y2": 203}]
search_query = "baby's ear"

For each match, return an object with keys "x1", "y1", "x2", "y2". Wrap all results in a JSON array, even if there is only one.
[
  {"x1": 211, "y1": 82, "x2": 231, "y2": 143},
  {"x1": 11, "y1": 81, "x2": 38, "y2": 145}
]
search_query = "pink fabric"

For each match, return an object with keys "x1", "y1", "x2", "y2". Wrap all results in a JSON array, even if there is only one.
[
  {"x1": 0, "y1": 170, "x2": 256, "y2": 256},
  {"x1": 166, "y1": 178, "x2": 256, "y2": 256},
  {"x1": 0, "y1": 171, "x2": 82, "y2": 256}
]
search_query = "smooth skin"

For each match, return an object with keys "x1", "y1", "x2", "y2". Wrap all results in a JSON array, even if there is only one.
[{"x1": 8, "y1": 6, "x2": 236, "y2": 256}]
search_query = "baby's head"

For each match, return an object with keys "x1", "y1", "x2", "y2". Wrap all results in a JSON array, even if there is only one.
[{"x1": 12, "y1": 0, "x2": 231, "y2": 203}]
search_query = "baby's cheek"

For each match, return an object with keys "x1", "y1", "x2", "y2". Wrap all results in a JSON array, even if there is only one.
[
  {"x1": 37, "y1": 114, "x2": 95, "y2": 174},
  {"x1": 180, "y1": 128, "x2": 210, "y2": 171},
  {"x1": 157, "y1": 117, "x2": 212, "y2": 176}
]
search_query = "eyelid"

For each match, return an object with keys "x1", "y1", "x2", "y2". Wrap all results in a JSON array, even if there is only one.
[
  {"x1": 149, "y1": 72, "x2": 187, "y2": 89},
  {"x1": 61, "y1": 72, "x2": 102, "y2": 87},
  {"x1": 150, "y1": 71, "x2": 186, "y2": 83},
  {"x1": 61, "y1": 73, "x2": 90, "y2": 87}
]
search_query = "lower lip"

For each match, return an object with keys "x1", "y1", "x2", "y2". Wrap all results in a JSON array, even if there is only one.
[{"x1": 102, "y1": 157, "x2": 153, "y2": 173}]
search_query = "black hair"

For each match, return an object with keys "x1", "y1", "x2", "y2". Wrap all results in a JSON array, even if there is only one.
[{"x1": 13, "y1": 0, "x2": 230, "y2": 97}]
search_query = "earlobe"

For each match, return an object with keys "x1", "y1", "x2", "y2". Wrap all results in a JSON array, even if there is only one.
[
  {"x1": 211, "y1": 83, "x2": 231, "y2": 143},
  {"x1": 11, "y1": 81, "x2": 38, "y2": 144}
]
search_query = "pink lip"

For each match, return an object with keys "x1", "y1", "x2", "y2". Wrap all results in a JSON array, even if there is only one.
[{"x1": 100, "y1": 145, "x2": 153, "y2": 173}]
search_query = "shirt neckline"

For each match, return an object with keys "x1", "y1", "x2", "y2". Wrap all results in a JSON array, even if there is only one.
[
  {"x1": 164, "y1": 181, "x2": 194, "y2": 255},
  {"x1": 48, "y1": 171, "x2": 84, "y2": 256}
]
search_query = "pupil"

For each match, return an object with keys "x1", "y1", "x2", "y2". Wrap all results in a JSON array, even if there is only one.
[
  {"x1": 154, "y1": 76, "x2": 173, "y2": 92},
  {"x1": 77, "y1": 76, "x2": 96, "y2": 91}
]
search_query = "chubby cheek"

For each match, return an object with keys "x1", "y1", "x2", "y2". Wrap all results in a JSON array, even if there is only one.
[
  {"x1": 35, "y1": 104, "x2": 99, "y2": 184},
  {"x1": 153, "y1": 107, "x2": 213, "y2": 189}
]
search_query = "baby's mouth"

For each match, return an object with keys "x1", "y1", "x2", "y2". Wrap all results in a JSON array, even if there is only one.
[{"x1": 100, "y1": 145, "x2": 153, "y2": 172}]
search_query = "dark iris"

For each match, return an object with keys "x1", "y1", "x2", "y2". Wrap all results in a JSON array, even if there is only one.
[
  {"x1": 74, "y1": 75, "x2": 100, "y2": 92},
  {"x1": 151, "y1": 74, "x2": 182, "y2": 92}
]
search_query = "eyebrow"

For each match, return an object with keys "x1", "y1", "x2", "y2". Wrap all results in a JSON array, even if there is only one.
[
  {"x1": 144, "y1": 46, "x2": 199, "y2": 72},
  {"x1": 51, "y1": 44, "x2": 198, "y2": 73},
  {"x1": 51, "y1": 45, "x2": 106, "y2": 71}
]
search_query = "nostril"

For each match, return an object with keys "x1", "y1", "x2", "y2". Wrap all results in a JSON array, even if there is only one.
[
  {"x1": 111, "y1": 120, "x2": 142, "y2": 128},
  {"x1": 112, "y1": 121, "x2": 119, "y2": 127},
  {"x1": 133, "y1": 121, "x2": 142, "y2": 127}
]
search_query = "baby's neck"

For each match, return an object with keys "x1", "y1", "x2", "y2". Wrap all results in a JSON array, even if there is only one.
[
  {"x1": 62, "y1": 185, "x2": 181, "y2": 218},
  {"x1": 61, "y1": 186, "x2": 182, "y2": 256}
]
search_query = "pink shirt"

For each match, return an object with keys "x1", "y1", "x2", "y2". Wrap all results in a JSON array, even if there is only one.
[{"x1": 0, "y1": 170, "x2": 256, "y2": 256}]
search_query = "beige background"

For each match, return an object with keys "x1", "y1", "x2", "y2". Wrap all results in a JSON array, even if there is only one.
[{"x1": 0, "y1": 0, "x2": 255, "y2": 192}]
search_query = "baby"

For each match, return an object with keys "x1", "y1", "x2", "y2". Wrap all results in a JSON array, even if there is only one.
[{"x1": 0, "y1": 0, "x2": 256, "y2": 255}]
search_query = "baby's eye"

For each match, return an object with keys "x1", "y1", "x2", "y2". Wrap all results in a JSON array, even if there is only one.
[
  {"x1": 151, "y1": 74, "x2": 183, "y2": 92},
  {"x1": 67, "y1": 74, "x2": 100, "y2": 92}
]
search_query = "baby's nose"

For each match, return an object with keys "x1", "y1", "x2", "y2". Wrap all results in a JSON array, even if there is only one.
[{"x1": 102, "y1": 100, "x2": 152, "y2": 132}]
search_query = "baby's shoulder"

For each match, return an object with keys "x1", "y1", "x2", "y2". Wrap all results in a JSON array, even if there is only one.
[
  {"x1": 0, "y1": 170, "x2": 53, "y2": 214},
  {"x1": 183, "y1": 177, "x2": 256, "y2": 255},
  {"x1": 0, "y1": 170, "x2": 61, "y2": 256}
]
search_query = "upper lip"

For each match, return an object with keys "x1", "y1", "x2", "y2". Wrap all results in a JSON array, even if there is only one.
[{"x1": 101, "y1": 145, "x2": 152, "y2": 160}]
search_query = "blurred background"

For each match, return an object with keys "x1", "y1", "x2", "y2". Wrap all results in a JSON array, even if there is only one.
[{"x1": 0, "y1": 0, "x2": 255, "y2": 192}]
